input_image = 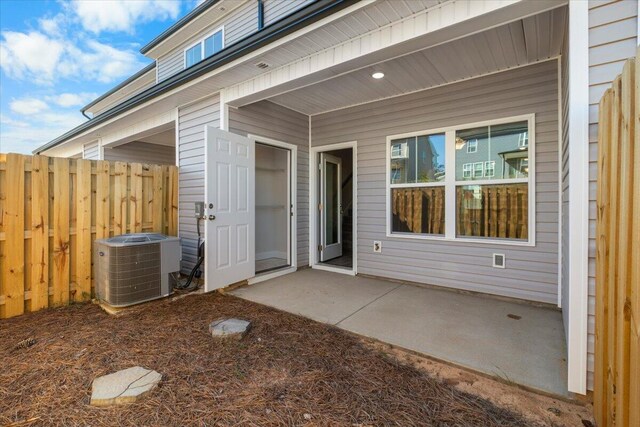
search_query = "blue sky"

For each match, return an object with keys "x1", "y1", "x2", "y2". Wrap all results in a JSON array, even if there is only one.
[{"x1": 0, "y1": 0, "x2": 199, "y2": 154}]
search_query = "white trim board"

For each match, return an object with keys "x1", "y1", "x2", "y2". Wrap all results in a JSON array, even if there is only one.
[
  {"x1": 566, "y1": 0, "x2": 589, "y2": 395},
  {"x1": 309, "y1": 140, "x2": 358, "y2": 276},
  {"x1": 249, "y1": 133, "x2": 298, "y2": 272}
]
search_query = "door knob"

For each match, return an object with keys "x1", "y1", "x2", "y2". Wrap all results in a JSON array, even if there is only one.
[{"x1": 209, "y1": 214, "x2": 216, "y2": 220}]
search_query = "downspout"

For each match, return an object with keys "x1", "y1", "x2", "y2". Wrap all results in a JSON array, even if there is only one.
[
  {"x1": 257, "y1": 0, "x2": 264, "y2": 30},
  {"x1": 81, "y1": 110, "x2": 91, "y2": 120}
]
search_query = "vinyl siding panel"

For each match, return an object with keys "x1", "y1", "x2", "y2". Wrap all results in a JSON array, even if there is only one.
[
  {"x1": 311, "y1": 60, "x2": 560, "y2": 304},
  {"x1": 586, "y1": 0, "x2": 638, "y2": 391},
  {"x1": 157, "y1": 1, "x2": 258, "y2": 82},
  {"x1": 263, "y1": 0, "x2": 315, "y2": 26},
  {"x1": 103, "y1": 141, "x2": 175, "y2": 165},
  {"x1": 83, "y1": 141, "x2": 100, "y2": 160},
  {"x1": 178, "y1": 94, "x2": 220, "y2": 272},
  {"x1": 229, "y1": 101, "x2": 310, "y2": 266}
]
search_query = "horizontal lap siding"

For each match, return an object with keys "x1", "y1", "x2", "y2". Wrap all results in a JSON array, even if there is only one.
[
  {"x1": 587, "y1": 0, "x2": 638, "y2": 391},
  {"x1": 311, "y1": 60, "x2": 560, "y2": 304},
  {"x1": 263, "y1": 0, "x2": 315, "y2": 26},
  {"x1": 157, "y1": 0, "x2": 258, "y2": 82},
  {"x1": 83, "y1": 141, "x2": 100, "y2": 160},
  {"x1": 103, "y1": 142, "x2": 175, "y2": 165},
  {"x1": 229, "y1": 101, "x2": 310, "y2": 266},
  {"x1": 178, "y1": 94, "x2": 220, "y2": 272}
]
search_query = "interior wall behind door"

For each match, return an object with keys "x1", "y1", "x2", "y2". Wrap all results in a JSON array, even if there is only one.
[{"x1": 256, "y1": 143, "x2": 288, "y2": 261}]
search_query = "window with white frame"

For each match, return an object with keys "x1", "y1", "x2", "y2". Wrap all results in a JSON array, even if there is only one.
[
  {"x1": 185, "y1": 27, "x2": 224, "y2": 68},
  {"x1": 387, "y1": 115, "x2": 534, "y2": 243},
  {"x1": 484, "y1": 161, "x2": 495, "y2": 177},
  {"x1": 462, "y1": 163, "x2": 472, "y2": 179}
]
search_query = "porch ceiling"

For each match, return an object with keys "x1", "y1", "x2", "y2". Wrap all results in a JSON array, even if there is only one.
[{"x1": 268, "y1": 7, "x2": 567, "y2": 116}]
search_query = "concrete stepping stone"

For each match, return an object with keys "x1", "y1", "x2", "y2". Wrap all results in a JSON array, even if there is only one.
[
  {"x1": 209, "y1": 318, "x2": 251, "y2": 339},
  {"x1": 90, "y1": 366, "x2": 162, "y2": 407}
]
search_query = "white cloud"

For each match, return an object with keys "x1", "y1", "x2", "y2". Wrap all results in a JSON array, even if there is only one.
[
  {"x1": 39, "y1": 14, "x2": 66, "y2": 37},
  {"x1": 0, "y1": 111, "x2": 86, "y2": 154},
  {"x1": 0, "y1": 31, "x2": 65, "y2": 83},
  {"x1": 49, "y1": 92, "x2": 98, "y2": 108},
  {"x1": 9, "y1": 98, "x2": 49, "y2": 115},
  {"x1": 71, "y1": 0, "x2": 180, "y2": 34},
  {"x1": 0, "y1": 30, "x2": 146, "y2": 85}
]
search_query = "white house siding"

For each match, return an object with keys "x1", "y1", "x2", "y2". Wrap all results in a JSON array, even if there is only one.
[
  {"x1": 586, "y1": 0, "x2": 638, "y2": 390},
  {"x1": 177, "y1": 94, "x2": 221, "y2": 272},
  {"x1": 229, "y1": 101, "x2": 310, "y2": 266},
  {"x1": 263, "y1": 0, "x2": 315, "y2": 26},
  {"x1": 83, "y1": 141, "x2": 100, "y2": 160},
  {"x1": 311, "y1": 60, "x2": 560, "y2": 304},
  {"x1": 156, "y1": 0, "x2": 258, "y2": 82},
  {"x1": 103, "y1": 141, "x2": 175, "y2": 165}
]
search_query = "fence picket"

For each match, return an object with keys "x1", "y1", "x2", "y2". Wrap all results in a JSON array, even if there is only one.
[
  {"x1": 129, "y1": 163, "x2": 143, "y2": 233},
  {"x1": 95, "y1": 161, "x2": 110, "y2": 240},
  {"x1": 30, "y1": 155, "x2": 49, "y2": 311},
  {"x1": 113, "y1": 162, "x2": 127, "y2": 236},
  {"x1": 75, "y1": 159, "x2": 92, "y2": 302},
  {"x1": 2, "y1": 154, "x2": 25, "y2": 317},
  {"x1": 52, "y1": 157, "x2": 70, "y2": 306}
]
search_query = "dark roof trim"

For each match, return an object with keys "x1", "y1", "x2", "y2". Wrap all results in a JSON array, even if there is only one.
[
  {"x1": 140, "y1": 0, "x2": 221, "y2": 55},
  {"x1": 81, "y1": 62, "x2": 156, "y2": 112},
  {"x1": 35, "y1": 0, "x2": 354, "y2": 154}
]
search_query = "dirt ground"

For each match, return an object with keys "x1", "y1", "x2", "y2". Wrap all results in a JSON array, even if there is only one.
[{"x1": 0, "y1": 292, "x2": 592, "y2": 427}]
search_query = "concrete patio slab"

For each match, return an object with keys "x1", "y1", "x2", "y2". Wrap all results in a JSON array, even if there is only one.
[
  {"x1": 231, "y1": 268, "x2": 569, "y2": 397},
  {"x1": 231, "y1": 268, "x2": 399, "y2": 324}
]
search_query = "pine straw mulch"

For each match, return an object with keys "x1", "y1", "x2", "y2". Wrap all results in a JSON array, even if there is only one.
[{"x1": 1, "y1": 292, "x2": 541, "y2": 427}]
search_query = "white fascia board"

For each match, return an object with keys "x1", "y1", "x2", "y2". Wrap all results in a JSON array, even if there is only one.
[
  {"x1": 224, "y1": 0, "x2": 565, "y2": 105},
  {"x1": 566, "y1": 0, "x2": 589, "y2": 395}
]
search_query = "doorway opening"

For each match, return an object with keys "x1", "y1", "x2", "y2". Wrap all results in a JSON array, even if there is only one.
[
  {"x1": 254, "y1": 141, "x2": 294, "y2": 274},
  {"x1": 311, "y1": 143, "x2": 356, "y2": 274}
]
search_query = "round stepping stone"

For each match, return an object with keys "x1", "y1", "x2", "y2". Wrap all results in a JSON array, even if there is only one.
[
  {"x1": 90, "y1": 366, "x2": 162, "y2": 407},
  {"x1": 209, "y1": 318, "x2": 251, "y2": 340}
]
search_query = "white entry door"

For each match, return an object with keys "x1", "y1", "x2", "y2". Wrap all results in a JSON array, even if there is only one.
[
  {"x1": 320, "y1": 153, "x2": 342, "y2": 261},
  {"x1": 204, "y1": 126, "x2": 255, "y2": 291}
]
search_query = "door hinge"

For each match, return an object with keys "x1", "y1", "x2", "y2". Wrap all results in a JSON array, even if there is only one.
[
  {"x1": 318, "y1": 244, "x2": 323, "y2": 252},
  {"x1": 318, "y1": 203, "x2": 323, "y2": 211}
]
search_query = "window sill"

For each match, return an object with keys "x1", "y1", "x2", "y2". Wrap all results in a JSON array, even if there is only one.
[{"x1": 385, "y1": 232, "x2": 536, "y2": 247}]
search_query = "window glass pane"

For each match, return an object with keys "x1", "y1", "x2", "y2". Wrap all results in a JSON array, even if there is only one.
[
  {"x1": 390, "y1": 133, "x2": 445, "y2": 184},
  {"x1": 204, "y1": 30, "x2": 223, "y2": 57},
  {"x1": 456, "y1": 183, "x2": 528, "y2": 240},
  {"x1": 391, "y1": 187, "x2": 445, "y2": 235},
  {"x1": 185, "y1": 44, "x2": 202, "y2": 67},
  {"x1": 325, "y1": 161, "x2": 339, "y2": 245},
  {"x1": 417, "y1": 133, "x2": 445, "y2": 182},
  {"x1": 390, "y1": 137, "x2": 416, "y2": 184},
  {"x1": 455, "y1": 121, "x2": 529, "y2": 181}
]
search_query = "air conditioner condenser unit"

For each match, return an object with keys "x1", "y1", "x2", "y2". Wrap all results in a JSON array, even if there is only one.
[{"x1": 95, "y1": 233, "x2": 181, "y2": 307}]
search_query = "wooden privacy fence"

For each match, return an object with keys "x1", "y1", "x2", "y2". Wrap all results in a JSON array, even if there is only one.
[
  {"x1": 0, "y1": 154, "x2": 178, "y2": 319},
  {"x1": 594, "y1": 51, "x2": 639, "y2": 426}
]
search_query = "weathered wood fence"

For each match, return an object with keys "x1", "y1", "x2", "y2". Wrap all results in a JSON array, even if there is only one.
[
  {"x1": 0, "y1": 154, "x2": 178, "y2": 319},
  {"x1": 594, "y1": 51, "x2": 639, "y2": 426}
]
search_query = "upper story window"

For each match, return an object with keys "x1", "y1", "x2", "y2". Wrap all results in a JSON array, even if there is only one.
[{"x1": 185, "y1": 27, "x2": 224, "y2": 68}]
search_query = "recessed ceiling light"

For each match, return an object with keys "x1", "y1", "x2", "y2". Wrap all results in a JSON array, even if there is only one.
[{"x1": 372, "y1": 72, "x2": 384, "y2": 79}]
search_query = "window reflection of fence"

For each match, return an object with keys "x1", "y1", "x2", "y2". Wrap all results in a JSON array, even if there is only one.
[
  {"x1": 391, "y1": 187, "x2": 445, "y2": 235},
  {"x1": 456, "y1": 184, "x2": 528, "y2": 240}
]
